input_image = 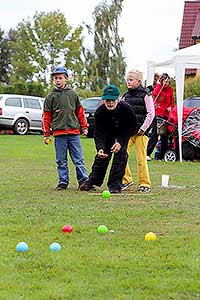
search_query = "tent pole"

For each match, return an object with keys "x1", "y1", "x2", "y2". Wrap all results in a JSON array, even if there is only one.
[{"x1": 175, "y1": 60, "x2": 185, "y2": 163}]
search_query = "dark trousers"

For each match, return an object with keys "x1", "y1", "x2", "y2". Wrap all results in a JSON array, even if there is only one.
[
  {"x1": 89, "y1": 143, "x2": 128, "y2": 190},
  {"x1": 147, "y1": 117, "x2": 168, "y2": 159},
  {"x1": 147, "y1": 118, "x2": 157, "y2": 156}
]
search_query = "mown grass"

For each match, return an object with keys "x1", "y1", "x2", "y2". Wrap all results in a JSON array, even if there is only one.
[{"x1": 0, "y1": 135, "x2": 200, "y2": 300}]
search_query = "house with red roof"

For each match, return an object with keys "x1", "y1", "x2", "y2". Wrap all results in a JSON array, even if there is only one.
[{"x1": 179, "y1": 0, "x2": 200, "y2": 76}]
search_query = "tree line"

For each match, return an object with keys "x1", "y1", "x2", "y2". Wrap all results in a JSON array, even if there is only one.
[{"x1": 0, "y1": 0, "x2": 126, "y2": 98}]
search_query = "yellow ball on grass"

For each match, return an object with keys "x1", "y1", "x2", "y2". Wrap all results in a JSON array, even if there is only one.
[{"x1": 145, "y1": 232, "x2": 157, "y2": 241}]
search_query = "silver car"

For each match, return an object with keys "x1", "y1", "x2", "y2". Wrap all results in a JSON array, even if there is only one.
[{"x1": 0, "y1": 94, "x2": 44, "y2": 135}]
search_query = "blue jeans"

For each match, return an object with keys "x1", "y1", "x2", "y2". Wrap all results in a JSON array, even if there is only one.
[{"x1": 55, "y1": 135, "x2": 88, "y2": 186}]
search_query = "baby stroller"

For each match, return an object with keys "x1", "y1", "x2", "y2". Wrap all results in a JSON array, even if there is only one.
[{"x1": 156, "y1": 106, "x2": 200, "y2": 162}]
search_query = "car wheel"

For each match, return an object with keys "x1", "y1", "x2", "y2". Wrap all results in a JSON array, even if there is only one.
[
  {"x1": 13, "y1": 118, "x2": 29, "y2": 135},
  {"x1": 164, "y1": 150, "x2": 177, "y2": 162}
]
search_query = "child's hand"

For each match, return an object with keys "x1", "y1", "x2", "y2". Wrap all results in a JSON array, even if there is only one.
[
  {"x1": 98, "y1": 149, "x2": 108, "y2": 158},
  {"x1": 111, "y1": 142, "x2": 121, "y2": 153},
  {"x1": 137, "y1": 129, "x2": 144, "y2": 136},
  {"x1": 82, "y1": 128, "x2": 88, "y2": 136},
  {"x1": 44, "y1": 137, "x2": 52, "y2": 145}
]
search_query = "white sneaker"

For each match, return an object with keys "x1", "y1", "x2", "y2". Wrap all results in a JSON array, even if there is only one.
[
  {"x1": 138, "y1": 186, "x2": 151, "y2": 193},
  {"x1": 146, "y1": 156, "x2": 151, "y2": 161},
  {"x1": 121, "y1": 181, "x2": 134, "y2": 191}
]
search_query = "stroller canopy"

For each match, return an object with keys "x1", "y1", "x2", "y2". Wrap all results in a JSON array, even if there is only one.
[{"x1": 168, "y1": 107, "x2": 200, "y2": 148}]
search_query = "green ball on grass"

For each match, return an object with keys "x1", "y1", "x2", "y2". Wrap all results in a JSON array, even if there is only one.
[
  {"x1": 102, "y1": 190, "x2": 110, "y2": 199},
  {"x1": 97, "y1": 225, "x2": 108, "y2": 234}
]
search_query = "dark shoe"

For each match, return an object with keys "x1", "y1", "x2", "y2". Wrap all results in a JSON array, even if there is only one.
[
  {"x1": 55, "y1": 183, "x2": 68, "y2": 191},
  {"x1": 79, "y1": 180, "x2": 95, "y2": 191},
  {"x1": 138, "y1": 186, "x2": 151, "y2": 193},
  {"x1": 121, "y1": 181, "x2": 134, "y2": 191},
  {"x1": 109, "y1": 188, "x2": 121, "y2": 194}
]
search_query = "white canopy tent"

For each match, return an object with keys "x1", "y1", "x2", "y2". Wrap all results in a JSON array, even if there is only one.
[{"x1": 146, "y1": 43, "x2": 200, "y2": 162}]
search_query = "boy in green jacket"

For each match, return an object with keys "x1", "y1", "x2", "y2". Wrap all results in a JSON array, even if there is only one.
[{"x1": 42, "y1": 67, "x2": 88, "y2": 191}]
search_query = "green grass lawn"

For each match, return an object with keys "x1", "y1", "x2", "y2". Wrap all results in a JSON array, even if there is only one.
[{"x1": 0, "y1": 135, "x2": 200, "y2": 300}]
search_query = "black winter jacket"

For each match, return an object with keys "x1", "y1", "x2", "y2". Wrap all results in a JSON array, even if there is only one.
[
  {"x1": 94, "y1": 101, "x2": 137, "y2": 152},
  {"x1": 122, "y1": 86, "x2": 150, "y2": 135}
]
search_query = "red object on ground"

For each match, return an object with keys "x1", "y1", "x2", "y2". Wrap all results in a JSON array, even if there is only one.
[
  {"x1": 0, "y1": 130, "x2": 14, "y2": 135},
  {"x1": 62, "y1": 225, "x2": 73, "y2": 233}
]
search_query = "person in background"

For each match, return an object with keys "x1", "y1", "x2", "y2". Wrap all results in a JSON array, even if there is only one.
[
  {"x1": 146, "y1": 72, "x2": 160, "y2": 160},
  {"x1": 121, "y1": 69, "x2": 155, "y2": 193},
  {"x1": 146, "y1": 73, "x2": 160, "y2": 94},
  {"x1": 80, "y1": 84, "x2": 137, "y2": 194},
  {"x1": 42, "y1": 66, "x2": 89, "y2": 191},
  {"x1": 147, "y1": 73, "x2": 174, "y2": 160},
  {"x1": 153, "y1": 73, "x2": 160, "y2": 87}
]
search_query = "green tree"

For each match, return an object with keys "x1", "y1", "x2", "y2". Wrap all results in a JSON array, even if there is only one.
[
  {"x1": 10, "y1": 11, "x2": 84, "y2": 86},
  {"x1": 70, "y1": 22, "x2": 101, "y2": 92},
  {"x1": 93, "y1": 0, "x2": 126, "y2": 88},
  {"x1": 0, "y1": 28, "x2": 11, "y2": 84}
]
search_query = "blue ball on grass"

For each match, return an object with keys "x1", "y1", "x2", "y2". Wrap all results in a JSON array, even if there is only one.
[
  {"x1": 50, "y1": 242, "x2": 62, "y2": 252},
  {"x1": 16, "y1": 242, "x2": 29, "y2": 252}
]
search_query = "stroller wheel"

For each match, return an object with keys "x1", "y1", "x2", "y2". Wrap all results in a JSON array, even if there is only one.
[{"x1": 164, "y1": 150, "x2": 177, "y2": 162}]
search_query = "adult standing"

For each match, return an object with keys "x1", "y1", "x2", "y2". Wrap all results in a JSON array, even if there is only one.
[
  {"x1": 146, "y1": 73, "x2": 160, "y2": 160},
  {"x1": 121, "y1": 70, "x2": 155, "y2": 193},
  {"x1": 147, "y1": 73, "x2": 175, "y2": 160}
]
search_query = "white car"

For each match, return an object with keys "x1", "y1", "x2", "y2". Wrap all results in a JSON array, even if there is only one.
[{"x1": 0, "y1": 94, "x2": 44, "y2": 135}]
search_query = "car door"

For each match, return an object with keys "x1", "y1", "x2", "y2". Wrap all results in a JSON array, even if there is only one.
[
  {"x1": 23, "y1": 97, "x2": 43, "y2": 129},
  {"x1": 3, "y1": 96, "x2": 23, "y2": 126}
]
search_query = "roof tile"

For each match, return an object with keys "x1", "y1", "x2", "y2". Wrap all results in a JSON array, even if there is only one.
[
  {"x1": 179, "y1": 1, "x2": 200, "y2": 49},
  {"x1": 192, "y1": 11, "x2": 200, "y2": 37},
  {"x1": 179, "y1": 1, "x2": 200, "y2": 75}
]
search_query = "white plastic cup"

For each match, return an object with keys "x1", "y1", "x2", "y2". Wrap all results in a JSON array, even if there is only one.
[{"x1": 162, "y1": 175, "x2": 169, "y2": 188}]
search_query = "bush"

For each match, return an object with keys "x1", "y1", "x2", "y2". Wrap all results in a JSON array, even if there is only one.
[
  {"x1": 75, "y1": 87, "x2": 102, "y2": 99},
  {"x1": 184, "y1": 76, "x2": 200, "y2": 98},
  {"x1": 0, "y1": 81, "x2": 46, "y2": 97},
  {"x1": 27, "y1": 82, "x2": 46, "y2": 97}
]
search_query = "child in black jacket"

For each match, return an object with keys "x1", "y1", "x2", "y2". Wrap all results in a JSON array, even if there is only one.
[{"x1": 80, "y1": 84, "x2": 137, "y2": 193}]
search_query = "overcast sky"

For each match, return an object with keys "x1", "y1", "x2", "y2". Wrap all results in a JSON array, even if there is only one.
[{"x1": 0, "y1": 0, "x2": 186, "y2": 78}]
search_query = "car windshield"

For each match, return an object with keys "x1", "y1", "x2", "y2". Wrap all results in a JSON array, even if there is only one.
[{"x1": 82, "y1": 99, "x2": 100, "y2": 110}]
